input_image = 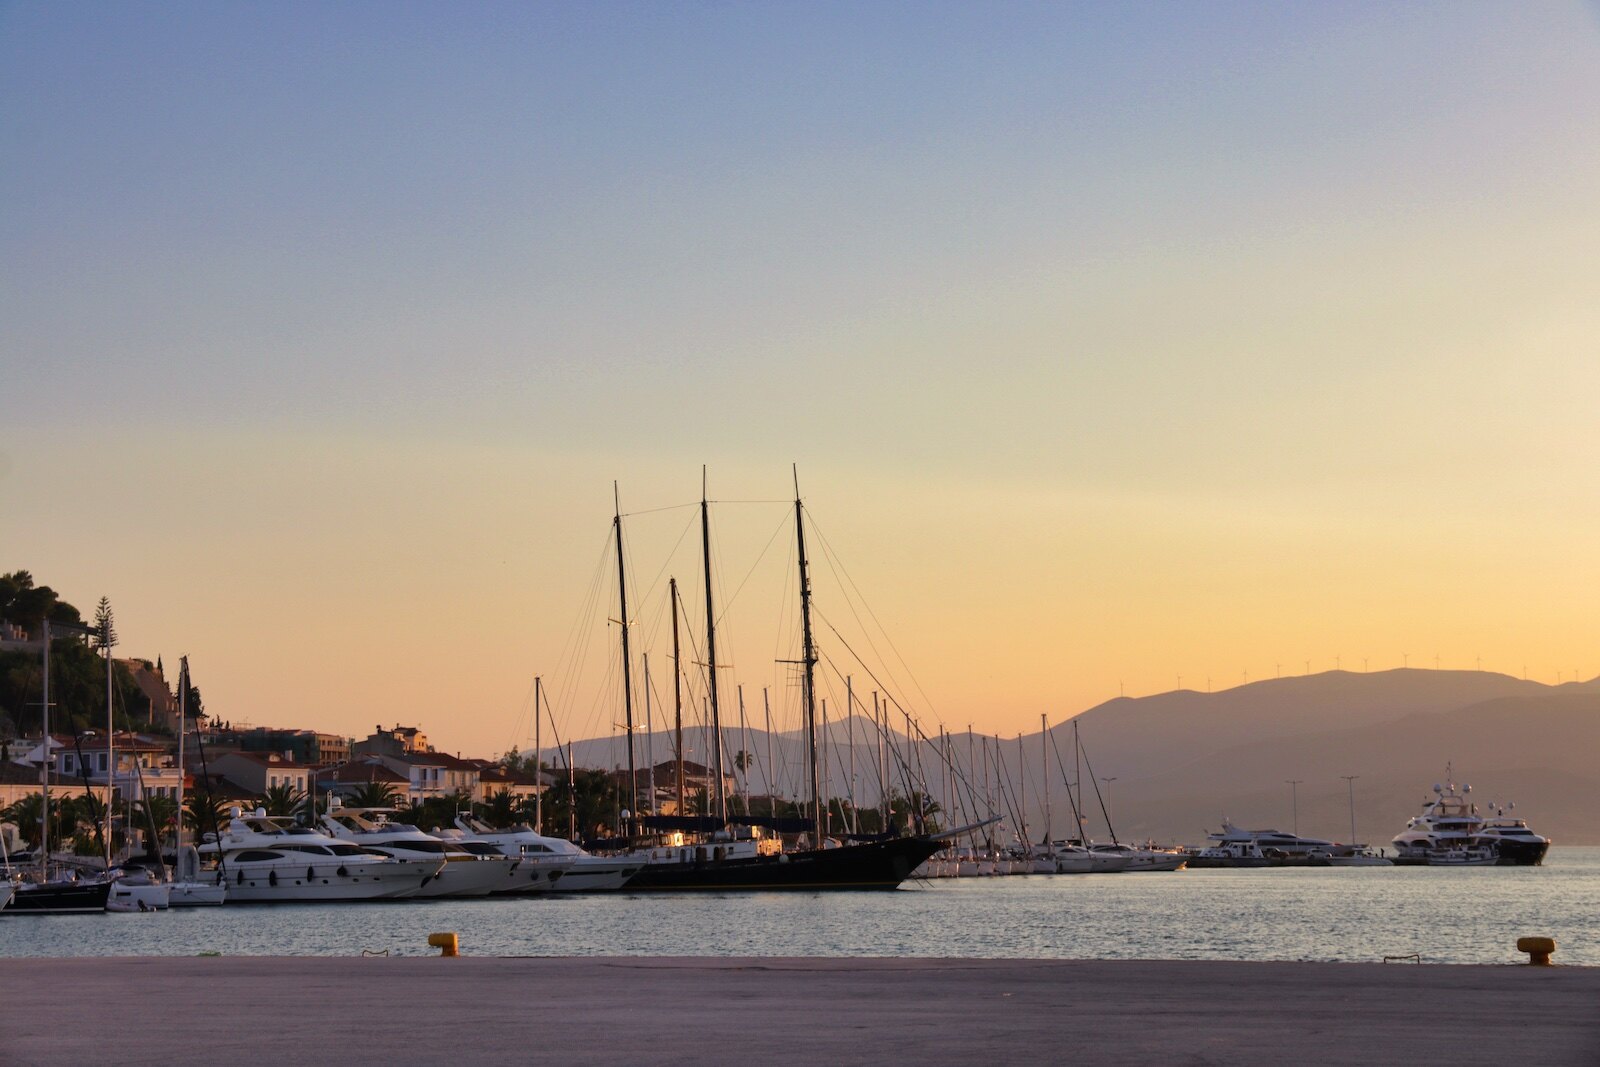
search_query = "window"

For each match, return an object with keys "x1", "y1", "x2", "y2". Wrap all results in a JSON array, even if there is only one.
[{"x1": 99, "y1": 754, "x2": 108, "y2": 772}]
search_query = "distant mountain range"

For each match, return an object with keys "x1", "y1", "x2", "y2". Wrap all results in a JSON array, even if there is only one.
[{"x1": 543, "y1": 668, "x2": 1600, "y2": 847}]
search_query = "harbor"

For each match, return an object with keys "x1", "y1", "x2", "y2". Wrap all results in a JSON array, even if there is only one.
[
  {"x1": 3, "y1": 954, "x2": 1597, "y2": 1067},
  {"x1": 5, "y1": 850, "x2": 1598, "y2": 965}
]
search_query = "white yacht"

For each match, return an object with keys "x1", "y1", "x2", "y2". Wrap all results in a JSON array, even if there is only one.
[
  {"x1": 1391, "y1": 775, "x2": 1493, "y2": 865},
  {"x1": 1090, "y1": 842, "x2": 1187, "y2": 872},
  {"x1": 449, "y1": 816, "x2": 636, "y2": 892},
  {"x1": 1207, "y1": 820, "x2": 1336, "y2": 862},
  {"x1": 320, "y1": 807, "x2": 521, "y2": 897},
  {"x1": 167, "y1": 846, "x2": 227, "y2": 906},
  {"x1": 1187, "y1": 840, "x2": 1273, "y2": 868},
  {"x1": 199, "y1": 810, "x2": 442, "y2": 902},
  {"x1": 106, "y1": 867, "x2": 171, "y2": 912}
]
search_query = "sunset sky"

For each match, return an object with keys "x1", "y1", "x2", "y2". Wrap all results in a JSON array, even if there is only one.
[{"x1": 4, "y1": 3, "x2": 1599, "y2": 759}]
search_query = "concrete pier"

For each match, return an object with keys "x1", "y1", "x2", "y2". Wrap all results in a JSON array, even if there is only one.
[{"x1": 2, "y1": 956, "x2": 1595, "y2": 1065}]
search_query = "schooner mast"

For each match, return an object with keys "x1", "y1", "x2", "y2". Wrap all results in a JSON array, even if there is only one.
[
  {"x1": 612, "y1": 483, "x2": 639, "y2": 831},
  {"x1": 792, "y1": 468, "x2": 823, "y2": 840},
  {"x1": 699, "y1": 470, "x2": 727, "y2": 822},
  {"x1": 670, "y1": 577, "x2": 685, "y2": 817}
]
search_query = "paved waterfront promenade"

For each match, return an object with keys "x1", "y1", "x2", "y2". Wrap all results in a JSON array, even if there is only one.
[{"x1": 2, "y1": 955, "x2": 1595, "y2": 1065}]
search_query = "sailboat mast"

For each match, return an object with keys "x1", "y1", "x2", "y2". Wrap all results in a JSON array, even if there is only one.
[
  {"x1": 533, "y1": 675, "x2": 542, "y2": 833},
  {"x1": 105, "y1": 627, "x2": 114, "y2": 867},
  {"x1": 612, "y1": 484, "x2": 639, "y2": 830},
  {"x1": 176, "y1": 657, "x2": 188, "y2": 852},
  {"x1": 846, "y1": 677, "x2": 856, "y2": 835},
  {"x1": 644, "y1": 654, "x2": 656, "y2": 819},
  {"x1": 670, "y1": 578, "x2": 685, "y2": 816},
  {"x1": 762, "y1": 687, "x2": 773, "y2": 816},
  {"x1": 1041, "y1": 713, "x2": 1050, "y2": 847},
  {"x1": 793, "y1": 471, "x2": 822, "y2": 839},
  {"x1": 41, "y1": 621, "x2": 51, "y2": 878},
  {"x1": 566, "y1": 741, "x2": 576, "y2": 841},
  {"x1": 699, "y1": 475, "x2": 727, "y2": 822}
]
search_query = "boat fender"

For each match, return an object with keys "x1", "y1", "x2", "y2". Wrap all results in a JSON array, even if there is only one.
[
  {"x1": 307, "y1": 866, "x2": 316, "y2": 882},
  {"x1": 337, "y1": 866, "x2": 349, "y2": 878},
  {"x1": 237, "y1": 870, "x2": 245, "y2": 885},
  {"x1": 268, "y1": 870, "x2": 277, "y2": 886},
  {"x1": 778, "y1": 853, "x2": 789, "y2": 863}
]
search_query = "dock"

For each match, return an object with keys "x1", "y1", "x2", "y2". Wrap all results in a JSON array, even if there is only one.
[{"x1": 2, "y1": 955, "x2": 1595, "y2": 1065}]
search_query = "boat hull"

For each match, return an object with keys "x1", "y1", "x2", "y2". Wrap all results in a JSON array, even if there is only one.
[
  {"x1": 1491, "y1": 839, "x2": 1549, "y2": 866},
  {"x1": 9, "y1": 880, "x2": 113, "y2": 913},
  {"x1": 625, "y1": 836, "x2": 943, "y2": 891}
]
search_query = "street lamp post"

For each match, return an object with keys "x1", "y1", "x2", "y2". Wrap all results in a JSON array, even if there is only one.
[
  {"x1": 1285, "y1": 779, "x2": 1302, "y2": 838},
  {"x1": 1340, "y1": 775, "x2": 1360, "y2": 844}
]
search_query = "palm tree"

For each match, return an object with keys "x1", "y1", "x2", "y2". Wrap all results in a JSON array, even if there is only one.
[
  {"x1": 347, "y1": 780, "x2": 401, "y2": 810},
  {"x1": 260, "y1": 783, "x2": 305, "y2": 817},
  {"x1": 480, "y1": 788, "x2": 517, "y2": 827},
  {"x1": 133, "y1": 794, "x2": 179, "y2": 857},
  {"x1": 184, "y1": 793, "x2": 231, "y2": 841}
]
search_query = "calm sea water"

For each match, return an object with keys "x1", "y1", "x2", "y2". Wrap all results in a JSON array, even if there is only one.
[{"x1": 4, "y1": 848, "x2": 1595, "y2": 966}]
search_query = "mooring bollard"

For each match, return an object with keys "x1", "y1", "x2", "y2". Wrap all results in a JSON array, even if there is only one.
[
  {"x1": 1516, "y1": 936, "x2": 1555, "y2": 966},
  {"x1": 428, "y1": 932, "x2": 460, "y2": 957}
]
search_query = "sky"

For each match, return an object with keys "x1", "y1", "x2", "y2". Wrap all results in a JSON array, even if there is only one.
[{"x1": 3, "y1": 2, "x2": 1599, "y2": 759}]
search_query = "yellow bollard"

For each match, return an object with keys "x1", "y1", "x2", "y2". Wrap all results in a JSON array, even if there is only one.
[
  {"x1": 428, "y1": 932, "x2": 459, "y2": 957},
  {"x1": 1516, "y1": 936, "x2": 1555, "y2": 966}
]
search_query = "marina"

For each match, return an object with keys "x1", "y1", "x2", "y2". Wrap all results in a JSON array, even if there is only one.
[{"x1": 5, "y1": 848, "x2": 1597, "y2": 966}]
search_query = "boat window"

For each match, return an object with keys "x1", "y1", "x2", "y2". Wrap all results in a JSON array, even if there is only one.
[
  {"x1": 278, "y1": 844, "x2": 335, "y2": 856},
  {"x1": 388, "y1": 840, "x2": 449, "y2": 853},
  {"x1": 233, "y1": 850, "x2": 284, "y2": 862}
]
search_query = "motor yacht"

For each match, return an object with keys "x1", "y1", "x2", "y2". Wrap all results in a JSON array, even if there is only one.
[
  {"x1": 1207, "y1": 821, "x2": 1336, "y2": 863},
  {"x1": 1326, "y1": 846, "x2": 1393, "y2": 867},
  {"x1": 199, "y1": 809, "x2": 442, "y2": 902},
  {"x1": 320, "y1": 806, "x2": 521, "y2": 897},
  {"x1": 1187, "y1": 840, "x2": 1275, "y2": 868},
  {"x1": 1090, "y1": 842, "x2": 1187, "y2": 872},
  {"x1": 1389, "y1": 771, "x2": 1549, "y2": 866},
  {"x1": 0, "y1": 882, "x2": 12, "y2": 912},
  {"x1": 1473, "y1": 802, "x2": 1550, "y2": 866},
  {"x1": 450, "y1": 816, "x2": 635, "y2": 892}
]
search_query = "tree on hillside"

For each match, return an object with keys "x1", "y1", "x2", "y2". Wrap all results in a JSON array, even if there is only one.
[
  {"x1": 0, "y1": 571, "x2": 84, "y2": 632},
  {"x1": 93, "y1": 597, "x2": 117, "y2": 651}
]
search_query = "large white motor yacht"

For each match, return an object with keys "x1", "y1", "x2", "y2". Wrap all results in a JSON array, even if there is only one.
[
  {"x1": 450, "y1": 816, "x2": 636, "y2": 892},
  {"x1": 1391, "y1": 776, "x2": 1489, "y2": 865},
  {"x1": 320, "y1": 806, "x2": 521, "y2": 897},
  {"x1": 199, "y1": 810, "x2": 443, "y2": 902},
  {"x1": 1207, "y1": 820, "x2": 1336, "y2": 862},
  {"x1": 1391, "y1": 774, "x2": 1550, "y2": 866}
]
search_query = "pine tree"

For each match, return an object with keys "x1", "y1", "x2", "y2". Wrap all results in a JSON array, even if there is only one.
[{"x1": 93, "y1": 596, "x2": 117, "y2": 650}]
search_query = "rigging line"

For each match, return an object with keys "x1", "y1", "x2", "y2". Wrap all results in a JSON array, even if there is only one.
[
  {"x1": 501, "y1": 673, "x2": 541, "y2": 760},
  {"x1": 635, "y1": 509, "x2": 699, "y2": 615},
  {"x1": 1047, "y1": 728, "x2": 1089, "y2": 840},
  {"x1": 817, "y1": 647, "x2": 925, "y2": 800},
  {"x1": 715, "y1": 508, "x2": 792, "y2": 628},
  {"x1": 807, "y1": 513, "x2": 940, "y2": 719},
  {"x1": 813, "y1": 610, "x2": 986, "y2": 806},
  {"x1": 618, "y1": 502, "x2": 699, "y2": 518},
  {"x1": 1077, "y1": 736, "x2": 1119, "y2": 846}
]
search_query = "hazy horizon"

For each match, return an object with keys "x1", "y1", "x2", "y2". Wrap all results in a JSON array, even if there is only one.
[{"x1": 5, "y1": 4, "x2": 1599, "y2": 758}]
